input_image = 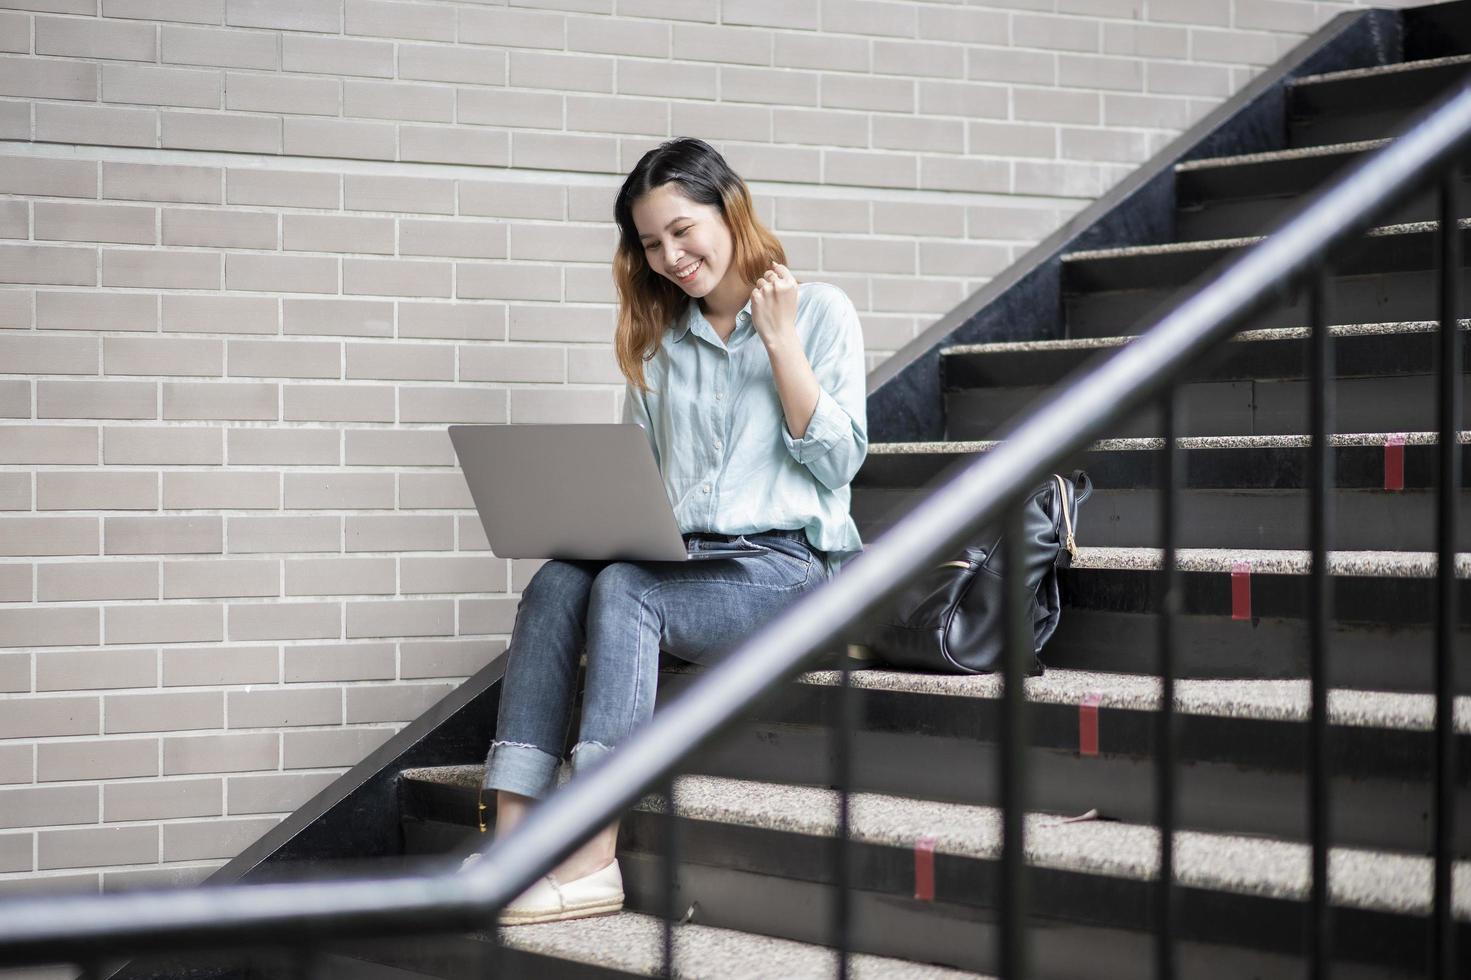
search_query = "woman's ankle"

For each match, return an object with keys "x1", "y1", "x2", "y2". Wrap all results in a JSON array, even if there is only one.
[{"x1": 552, "y1": 830, "x2": 618, "y2": 882}]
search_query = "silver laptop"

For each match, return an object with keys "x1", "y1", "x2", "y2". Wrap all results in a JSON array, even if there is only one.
[{"x1": 448, "y1": 423, "x2": 763, "y2": 562}]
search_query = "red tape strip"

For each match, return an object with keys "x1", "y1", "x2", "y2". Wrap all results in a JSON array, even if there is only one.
[
  {"x1": 914, "y1": 836, "x2": 936, "y2": 902},
  {"x1": 1079, "y1": 692, "x2": 1103, "y2": 757},
  {"x1": 1231, "y1": 561, "x2": 1252, "y2": 621},
  {"x1": 1384, "y1": 433, "x2": 1406, "y2": 492}
]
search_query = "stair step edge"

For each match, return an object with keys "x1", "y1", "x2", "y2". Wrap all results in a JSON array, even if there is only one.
[
  {"x1": 1175, "y1": 137, "x2": 1390, "y2": 173},
  {"x1": 938, "y1": 318, "x2": 1470, "y2": 356},
  {"x1": 487, "y1": 910, "x2": 987, "y2": 979},
  {"x1": 1061, "y1": 217, "x2": 1471, "y2": 264},
  {"x1": 868, "y1": 431, "x2": 1471, "y2": 454},
  {"x1": 1291, "y1": 52, "x2": 1471, "y2": 88}
]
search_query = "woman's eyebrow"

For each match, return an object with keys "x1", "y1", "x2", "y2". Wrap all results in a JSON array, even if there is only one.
[{"x1": 638, "y1": 217, "x2": 693, "y2": 241}]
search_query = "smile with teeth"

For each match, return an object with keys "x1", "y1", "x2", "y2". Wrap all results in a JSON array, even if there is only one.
[{"x1": 674, "y1": 260, "x2": 701, "y2": 282}]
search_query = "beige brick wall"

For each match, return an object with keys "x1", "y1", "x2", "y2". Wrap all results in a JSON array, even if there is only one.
[{"x1": 0, "y1": 0, "x2": 1432, "y2": 904}]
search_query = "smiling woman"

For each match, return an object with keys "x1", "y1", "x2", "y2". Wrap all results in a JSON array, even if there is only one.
[{"x1": 469, "y1": 137, "x2": 868, "y2": 926}]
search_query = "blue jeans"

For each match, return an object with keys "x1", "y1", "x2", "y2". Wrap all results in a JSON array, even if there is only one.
[{"x1": 482, "y1": 529, "x2": 826, "y2": 799}]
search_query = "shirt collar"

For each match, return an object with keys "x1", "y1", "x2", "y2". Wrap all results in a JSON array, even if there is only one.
[{"x1": 671, "y1": 296, "x2": 754, "y2": 344}]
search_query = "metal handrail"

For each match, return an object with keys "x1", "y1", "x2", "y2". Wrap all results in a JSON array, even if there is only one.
[{"x1": 2, "y1": 80, "x2": 1470, "y2": 972}]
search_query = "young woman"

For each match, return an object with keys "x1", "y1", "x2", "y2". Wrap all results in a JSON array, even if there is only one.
[{"x1": 469, "y1": 136, "x2": 868, "y2": 925}]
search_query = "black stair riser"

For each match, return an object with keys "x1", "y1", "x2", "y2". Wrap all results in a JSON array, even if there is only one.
[
  {"x1": 1046, "y1": 609, "x2": 1471, "y2": 695},
  {"x1": 855, "y1": 485, "x2": 1471, "y2": 551},
  {"x1": 858, "y1": 444, "x2": 1471, "y2": 492},
  {"x1": 1173, "y1": 154, "x2": 1471, "y2": 231},
  {"x1": 623, "y1": 851, "x2": 1449, "y2": 980},
  {"x1": 684, "y1": 678, "x2": 1471, "y2": 785},
  {"x1": 1059, "y1": 565, "x2": 1471, "y2": 626},
  {"x1": 614, "y1": 818, "x2": 1459, "y2": 979},
  {"x1": 1065, "y1": 266, "x2": 1471, "y2": 339},
  {"x1": 943, "y1": 329, "x2": 1471, "y2": 390},
  {"x1": 1289, "y1": 60, "x2": 1471, "y2": 119},
  {"x1": 860, "y1": 445, "x2": 1471, "y2": 496},
  {"x1": 1177, "y1": 174, "x2": 1471, "y2": 241},
  {"x1": 1177, "y1": 149, "x2": 1384, "y2": 211},
  {"x1": 684, "y1": 720, "x2": 1471, "y2": 859},
  {"x1": 943, "y1": 375, "x2": 1471, "y2": 440},
  {"x1": 1404, "y1": 3, "x2": 1471, "y2": 60},
  {"x1": 1288, "y1": 61, "x2": 1471, "y2": 149}
]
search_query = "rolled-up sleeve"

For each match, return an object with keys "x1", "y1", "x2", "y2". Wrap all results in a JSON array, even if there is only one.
[
  {"x1": 780, "y1": 290, "x2": 868, "y2": 491},
  {"x1": 622, "y1": 382, "x2": 660, "y2": 470}
]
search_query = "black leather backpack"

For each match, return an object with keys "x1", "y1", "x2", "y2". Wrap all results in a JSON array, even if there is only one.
[{"x1": 865, "y1": 471, "x2": 1091, "y2": 675}]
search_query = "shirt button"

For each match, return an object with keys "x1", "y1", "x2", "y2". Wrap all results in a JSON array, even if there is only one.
[
  {"x1": 702, "y1": 484, "x2": 711, "y2": 493},
  {"x1": 713, "y1": 440, "x2": 722, "y2": 450},
  {"x1": 715, "y1": 392, "x2": 723, "y2": 401}
]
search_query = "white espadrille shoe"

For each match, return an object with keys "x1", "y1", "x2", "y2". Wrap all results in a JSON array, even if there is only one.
[{"x1": 497, "y1": 859, "x2": 624, "y2": 926}]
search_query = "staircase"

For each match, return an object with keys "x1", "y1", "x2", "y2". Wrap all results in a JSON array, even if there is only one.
[{"x1": 95, "y1": 5, "x2": 1471, "y2": 980}]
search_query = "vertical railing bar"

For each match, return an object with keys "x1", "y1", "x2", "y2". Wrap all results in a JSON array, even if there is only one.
[
  {"x1": 1434, "y1": 169, "x2": 1461, "y2": 980},
  {"x1": 833, "y1": 656, "x2": 853, "y2": 980},
  {"x1": 1307, "y1": 265, "x2": 1333, "y2": 980},
  {"x1": 1000, "y1": 502, "x2": 1030, "y2": 980},
  {"x1": 1154, "y1": 386, "x2": 1178, "y2": 980},
  {"x1": 661, "y1": 773, "x2": 678, "y2": 980},
  {"x1": 480, "y1": 905, "x2": 502, "y2": 978}
]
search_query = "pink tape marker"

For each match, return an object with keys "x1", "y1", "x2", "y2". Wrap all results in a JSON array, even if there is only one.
[
  {"x1": 1384, "y1": 433, "x2": 1406, "y2": 492},
  {"x1": 1079, "y1": 692, "x2": 1103, "y2": 757},
  {"x1": 914, "y1": 836, "x2": 936, "y2": 902},
  {"x1": 1231, "y1": 561, "x2": 1252, "y2": 621}
]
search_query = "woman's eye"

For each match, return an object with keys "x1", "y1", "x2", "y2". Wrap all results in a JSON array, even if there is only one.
[{"x1": 675, "y1": 229, "x2": 687, "y2": 236}]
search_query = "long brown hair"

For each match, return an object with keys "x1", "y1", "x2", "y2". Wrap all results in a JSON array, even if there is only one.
[{"x1": 612, "y1": 137, "x2": 787, "y2": 392}]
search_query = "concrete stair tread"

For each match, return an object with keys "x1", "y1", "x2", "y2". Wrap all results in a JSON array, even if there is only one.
[
  {"x1": 938, "y1": 319, "x2": 1469, "y2": 357},
  {"x1": 1068, "y1": 544, "x2": 1471, "y2": 577},
  {"x1": 1292, "y1": 52, "x2": 1471, "y2": 88},
  {"x1": 480, "y1": 909, "x2": 986, "y2": 979},
  {"x1": 409, "y1": 768, "x2": 1471, "y2": 919},
  {"x1": 1175, "y1": 137, "x2": 1391, "y2": 173},
  {"x1": 787, "y1": 663, "x2": 1471, "y2": 732},
  {"x1": 1061, "y1": 216, "x2": 1471, "y2": 264},
  {"x1": 867, "y1": 431, "x2": 1471, "y2": 454}
]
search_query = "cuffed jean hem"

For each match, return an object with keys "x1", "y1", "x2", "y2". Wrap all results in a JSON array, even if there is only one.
[
  {"x1": 569, "y1": 738, "x2": 614, "y2": 780},
  {"x1": 482, "y1": 740, "x2": 561, "y2": 800}
]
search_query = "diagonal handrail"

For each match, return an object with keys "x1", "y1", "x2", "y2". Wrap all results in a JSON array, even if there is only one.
[{"x1": 1, "y1": 80, "x2": 1470, "y2": 971}]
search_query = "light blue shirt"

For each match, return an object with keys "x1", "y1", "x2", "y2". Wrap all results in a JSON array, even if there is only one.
[{"x1": 621, "y1": 281, "x2": 868, "y2": 579}]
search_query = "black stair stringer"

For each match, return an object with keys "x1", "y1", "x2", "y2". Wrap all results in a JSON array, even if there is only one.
[
  {"x1": 100, "y1": 655, "x2": 510, "y2": 980},
  {"x1": 864, "y1": 7, "x2": 1400, "y2": 445}
]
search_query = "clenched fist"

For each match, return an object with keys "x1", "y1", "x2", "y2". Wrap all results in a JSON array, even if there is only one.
[{"x1": 750, "y1": 261, "x2": 799, "y2": 353}]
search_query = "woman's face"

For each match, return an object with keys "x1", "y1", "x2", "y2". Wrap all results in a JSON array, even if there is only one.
[{"x1": 631, "y1": 183, "x2": 734, "y2": 298}]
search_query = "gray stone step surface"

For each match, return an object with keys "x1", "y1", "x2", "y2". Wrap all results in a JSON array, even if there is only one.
[
  {"x1": 483, "y1": 909, "x2": 987, "y2": 979},
  {"x1": 1069, "y1": 545, "x2": 1471, "y2": 579},
  {"x1": 1291, "y1": 53, "x2": 1471, "y2": 88},
  {"x1": 1061, "y1": 217, "x2": 1471, "y2": 265},
  {"x1": 792, "y1": 664, "x2": 1471, "y2": 733},
  {"x1": 869, "y1": 431, "x2": 1471, "y2": 455},
  {"x1": 429, "y1": 767, "x2": 1471, "y2": 922},
  {"x1": 1175, "y1": 137, "x2": 1392, "y2": 174},
  {"x1": 939, "y1": 319, "x2": 1470, "y2": 358}
]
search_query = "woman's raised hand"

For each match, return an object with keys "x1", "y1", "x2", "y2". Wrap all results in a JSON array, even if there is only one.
[{"x1": 750, "y1": 261, "x2": 799, "y2": 352}]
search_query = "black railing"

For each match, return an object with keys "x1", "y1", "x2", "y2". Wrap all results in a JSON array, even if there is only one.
[{"x1": 2, "y1": 80, "x2": 1469, "y2": 980}]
